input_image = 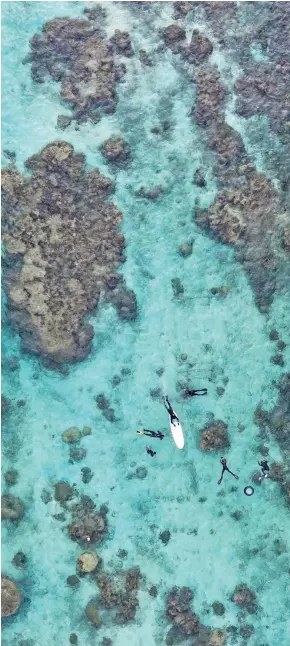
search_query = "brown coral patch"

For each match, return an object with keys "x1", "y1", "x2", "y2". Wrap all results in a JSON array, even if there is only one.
[
  {"x1": 1, "y1": 576, "x2": 21, "y2": 617},
  {"x1": 200, "y1": 420, "x2": 230, "y2": 451},
  {"x1": 2, "y1": 142, "x2": 137, "y2": 366},
  {"x1": 26, "y1": 18, "x2": 127, "y2": 122}
]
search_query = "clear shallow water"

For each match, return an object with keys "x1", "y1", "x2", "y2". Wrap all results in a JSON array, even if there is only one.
[{"x1": 2, "y1": 2, "x2": 290, "y2": 646}]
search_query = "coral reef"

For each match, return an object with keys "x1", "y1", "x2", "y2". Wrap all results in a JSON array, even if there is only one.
[
  {"x1": 81, "y1": 467, "x2": 93, "y2": 484},
  {"x1": 162, "y1": 14, "x2": 290, "y2": 311},
  {"x1": 1, "y1": 575, "x2": 21, "y2": 617},
  {"x1": 97, "y1": 573, "x2": 119, "y2": 608},
  {"x1": 95, "y1": 393, "x2": 117, "y2": 423},
  {"x1": 62, "y1": 427, "x2": 82, "y2": 443},
  {"x1": 210, "y1": 286, "x2": 229, "y2": 297},
  {"x1": 69, "y1": 446, "x2": 87, "y2": 462},
  {"x1": 77, "y1": 551, "x2": 99, "y2": 574},
  {"x1": 26, "y1": 18, "x2": 128, "y2": 122},
  {"x1": 208, "y1": 629, "x2": 227, "y2": 646},
  {"x1": 96, "y1": 567, "x2": 141, "y2": 624},
  {"x1": 232, "y1": 584, "x2": 258, "y2": 614},
  {"x1": 235, "y1": 61, "x2": 290, "y2": 139},
  {"x1": 159, "y1": 529, "x2": 171, "y2": 545},
  {"x1": 182, "y1": 30, "x2": 213, "y2": 64},
  {"x1": 110, "y1": 30, "x2": 134, "y2": 57},
  {"x1": 95, "y1": 394, "x2": 110, "y2": 410},
  {"x1": 2, "y1": 395, "x2": 11, "y2": 417},
  {"x1": 57, "y1": 115, "x2": 72, "y2": 130},
  {"x1": 68, "y1": 497, "x2": 108, "y2": 544},
  {"x1": 194, "y1": 167, "x2": 206, "y2": 187},
  {"x1": 2, "y1": 142, "x2": 137, "y2": 367},
  {"x1": 12, "y1": 552, "x2": 27, "y2": 568},
  {"x1": 234, "y1": 3, "x2": 290, "y2": 142},
  {"x1": 254, "y1": 375, "x2": 290, "y2": 451},
  {"x1": 115, "y1": 591, "x2": 139, "y2": 624},
  {"x1": 101, "y1": 136, "x2": 131, "y2": 166},
  {"x1": 67, "y1": 575, "x2": 80, "y2": 587},
  {"x1": 139, "y1": 49, "x2": 152, "y2": 66},
  {"x1": 192, "y1": 68, "x2": 227, "y2": 127},
  {"x1": 125, "y1": 567, "x2": 140, "y2": 591},
  {"x1": 4, "y1": 469, "x2": 19, "y2": 486},
  {"x1": 254, "y1": 374, "x2": 290, "y2": 503},
  {"x1": 166, "y1": 586, "x2": 200, "y2": 635},
  {"x1": 212, "y1": 601, "x2": 225, "y2": 616},
  {"x1": 171, "y1": 278, "x2": 184, "y2": 298},
  {"x1": 178, "y1": 241, "x2": 193, "y2": 257},
  {"x1": 54, "y1": 481, "x2": 74, "y2": 503},
  {"x1": 172, "y1": 2, "x2": 195, "y2": 20},
  {"x1": 85, "y1": 599, "x2": 101, "y2": 627},
  {"x1": 200, "y1": 420, "x2": 230, "y2": 451},
  {"x1": 2, "y1": 494, "x2": 25, "y2": 520},
  {"x1": 104, "y1": 277, "x2": 138, "y2": 322},
  {"x1": 194, "y1": 120, "x2": 289, "y2": 310},
  {"x1": 162, "y1": 25, "x2": 186, "y2": 50},
  {"x1": 135, "y1": 185, "x2": 164, "y2": 200}
]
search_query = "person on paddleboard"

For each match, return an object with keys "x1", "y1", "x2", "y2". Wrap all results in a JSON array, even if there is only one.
[
  {"x1": 183, "y1": 387, "x2": 207, "y2": 397},
  {"x1": 217, "y1": 457, "x2": 239, "y2": 485},
  {"x1": 163, "y1": 396, "x2": 179, "y2": 424},
  {"x1": 146, "y1": 445, "x2": 156, "y2": 457},
  {"x1": 137, "y1": 429, "x2": 165, "y2": 439}
]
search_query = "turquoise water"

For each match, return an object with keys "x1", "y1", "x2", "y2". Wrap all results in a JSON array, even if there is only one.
[{"x1": 2, "y1": 2, "x2": 290, "y2": 645}]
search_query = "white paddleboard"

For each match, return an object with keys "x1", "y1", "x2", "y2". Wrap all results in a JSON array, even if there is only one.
[{"x1": 169, "y1": 410, "x2": 185, "y2": 450}]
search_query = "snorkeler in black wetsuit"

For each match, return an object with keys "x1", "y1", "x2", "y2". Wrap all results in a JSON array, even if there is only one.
[
  {"x1": 146, "y1": 446, "x2": 156, "y2": 457},
  {"x1": 163, "y1": 396, "x2": 179, "y2": 424},
  {"x1": 184, "y1": 387, "x2": 207, "y2": 397},
  {"x1": 217, "y1": 457, "x2": 239, "y2": 485},
  {"x1": 258, "y1": 460, "x2": 270, "y2": 479},
  {"x1": 137, "y1": 429, "x2": 165, "y2": 439}
]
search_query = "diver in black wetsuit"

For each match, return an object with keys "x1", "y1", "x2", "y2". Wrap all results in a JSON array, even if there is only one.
[
  {"x1": 146, "y1": 446, "x2": 156, "y2": 457},
  {"x1": 184, "y1": 387, "x2": 207, "y2": 397},
  {"x1": 217, "y1": 457, "x2": 239, "y2": 485},
  {"x1": 163, "y1": 396, "x2": 179, "y2": 424},
  {"x1": 137, "y1": 429, "x2": 165, "y2": 439},
  {"x1": 258, "y1": 460, "x2": 270, "y2": 479}
]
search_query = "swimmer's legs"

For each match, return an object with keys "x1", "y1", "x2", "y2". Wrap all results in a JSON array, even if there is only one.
[
  {"x1": 217, "y1": 466, "x2": 226, "y2": 485},
  {"x1": 227, "y1": 468, "x2": 239, "y2": 480},
  {"x1": 217, "y1": 466, "x2": 238, "y2": 484}
]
